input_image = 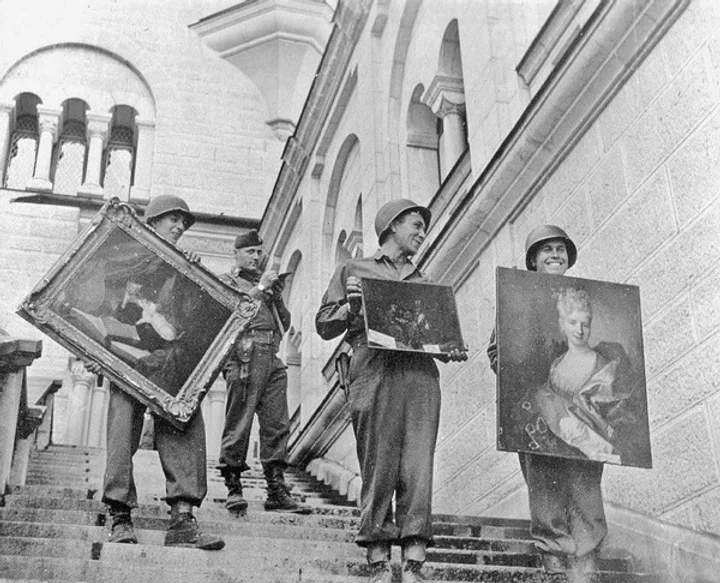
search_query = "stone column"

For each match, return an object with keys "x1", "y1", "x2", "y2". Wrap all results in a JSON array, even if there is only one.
[
  {"x1": 78, "y1": 112, "x2": 112, "y2": 198},
  {"x1": 27, "y1": 106, "x2": 62, "y2": 191},
  {"x1": 437, "y1": 100, "x2": 467, "y2": 177},
  {"x1": 64, "y1": 359, "x2": 95, "y2": 445},
  {"x1": 204, "y1": 384, "x2": 226, "y2": 460},
  {"x1": 86, "y1": 380, "x2": 108, "y2": 448},
  {"x1": 0, "y1": 100, "x2": 15, "y2": 185},
  {"x1": 0, "y1": 334, "x2": 43, "y2": 493},
  {"x1": 422, "y1": 75, "x2": 466, "y2": 180},
  {"x1": 129, "y1": 117, "x2": 155, "y2": 202}
]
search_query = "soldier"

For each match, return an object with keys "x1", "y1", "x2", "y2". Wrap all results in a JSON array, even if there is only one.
[
  {"x1": 316, "y1": 199, "x2": 467, "y2": 583},
  {"x1": 217, "y1": 230, "x2": 311, "y2": 515},
  {"x1": 487, "y1": 225, "x2": 605, "y2": 583},
  {"x1": 98, "y1": 194, "x2": 225, "y2": 550}
]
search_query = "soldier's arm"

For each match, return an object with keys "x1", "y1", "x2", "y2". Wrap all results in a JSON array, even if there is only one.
[{"x1": 315, "y1": 263, "x2": 357, "y2": 340}]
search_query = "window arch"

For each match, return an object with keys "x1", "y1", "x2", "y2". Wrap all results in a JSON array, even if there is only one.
[
  {"x1": 103, "y1": 105, "x2": 137, "y2": 200},
  {"x1": 323, "y1": 134, "x2": 362, "y2": 275},
  {"x1": 0, "y1": 44, "x2": 155, "y2": 198},
  {"x1": 406, "y1": 84, "x2": 439, "y2": 206},
  {"x1": 52, "y1": 99, "x2": 88, "y2": 195},
  {"x1": 422, "y1": 19, "x2": 468, "y2": 181},
  {"x1": 3, "y1": 93, "x2": 41, "y2": 190}
]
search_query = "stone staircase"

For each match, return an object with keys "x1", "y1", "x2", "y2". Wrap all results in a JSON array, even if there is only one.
[{"x1": 0, "y1": 445, "x2": 662, "y2": 582}]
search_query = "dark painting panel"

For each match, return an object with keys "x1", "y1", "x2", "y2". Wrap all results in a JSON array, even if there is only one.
[
  {"x1": 496, "y1": 267, "x2": 652, "y2": 469},
  {"x1": 361, "y1": 278, "x2": 465, "y2": 355}
]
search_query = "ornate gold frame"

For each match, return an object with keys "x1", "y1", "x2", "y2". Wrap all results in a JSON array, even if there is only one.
[{"x1": 18, "y1": 198, "x2": 257, "y2": 428}]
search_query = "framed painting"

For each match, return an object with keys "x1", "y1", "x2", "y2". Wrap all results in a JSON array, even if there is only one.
[
  {"x1": 361, "y1": 277, "x2": 465, "y2": 355},
  {"x1": 495, "y1": 267, "x2": 652, "y2": 468},
  {"x1": 17, "y1": 198, "x2": 258, "y2": 428}
]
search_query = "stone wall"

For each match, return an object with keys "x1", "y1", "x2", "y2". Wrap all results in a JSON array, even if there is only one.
[{"x1": 432, "y1": 0, "x2": 720, "y2": 542}]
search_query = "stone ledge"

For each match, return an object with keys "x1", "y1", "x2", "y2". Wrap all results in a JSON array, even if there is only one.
[
  {"x1": 0, "y1": 335, "x2": 42, "y2": 373},
  {"x1": 606, "y1": 501, "x2": 720, "y2": 581}
]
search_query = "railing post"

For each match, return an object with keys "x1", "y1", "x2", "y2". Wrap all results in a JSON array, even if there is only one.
[{"x1": 0, "y1": 332, "x2": 43, "y2": 495}]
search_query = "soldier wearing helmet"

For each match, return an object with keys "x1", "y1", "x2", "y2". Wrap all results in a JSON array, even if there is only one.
[
  {"x1": 316, "y1": 199, "x2": 467, "y2": 583},
  {"x1": 92, "y1": 195, "x2": 224, "y2": 552},
  {"x1": 486, "y1": 225, "x2": 605, "y2": 579}
]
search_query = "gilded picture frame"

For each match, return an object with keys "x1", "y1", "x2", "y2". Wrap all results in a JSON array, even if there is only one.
[
  {"x1": 17, "y1": 198, "x2": 258, "y2": 429},
  {"x1": 495, "y1": 267, "x2": 652, "y2": 469}
]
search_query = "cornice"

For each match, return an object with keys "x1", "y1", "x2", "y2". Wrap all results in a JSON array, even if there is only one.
[{"x1": 259, "y1": 0, "x2": 372, "y2": 249}]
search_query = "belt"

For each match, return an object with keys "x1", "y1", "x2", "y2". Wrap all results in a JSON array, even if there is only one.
[{"x1": 244, "y1": 329, "x2": 275, "y2": 345}]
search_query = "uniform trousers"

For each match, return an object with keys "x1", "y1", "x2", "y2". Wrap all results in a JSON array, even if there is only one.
[
  {"x1": 519, "y1": 451, "x2": 606, "y2": 557},
  {"x1": 348, "y1": 345, "x2": 441, "y2": 550},
  {"x1": 218, "y1": 343, "x2": 290, "y2": 472},
  {"x1": 102, "y1": 384, "x2": 208, "y2": 508}
]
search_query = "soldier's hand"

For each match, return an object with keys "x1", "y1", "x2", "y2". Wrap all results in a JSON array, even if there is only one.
[
  {"x1": 83, "y1": 359, "x2": 103, "y2": 375},
  {"x1": 435, "y1": 345, "x2": 469, "y2": 363},
  {"x1": 447, "y1": 347, "x2": 469, "y2": 362},
  {"x1": 259, "y1": 269, "x2": 279, "y2": 293},
  {"x1": 183, "y1": 250, "x2": 201, "y2": 264},
  {"x1": 346, "y1": 276, "x2": 363, "y2": 315}
]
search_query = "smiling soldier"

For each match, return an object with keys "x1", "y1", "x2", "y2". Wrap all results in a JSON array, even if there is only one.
[{"x1": 316, "y1": 199, "x2": 467, "y2": 583}]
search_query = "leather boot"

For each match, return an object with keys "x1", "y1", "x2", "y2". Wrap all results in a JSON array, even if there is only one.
[
  {"x1": 401, "y1": 560, "x2": 426, "y2": 583},
  {"x1": 263, "y1": 464, "x2": 312, "y2": 514},
  {"x1": 164, "y1": 501, "x2": 225, "y2": 550},
  {"x1": 222, "y1": 469, "x2": 248, "y2": 514},
  {"x1": 107, "y1": 503, "x2": 137, "y2": 544}
]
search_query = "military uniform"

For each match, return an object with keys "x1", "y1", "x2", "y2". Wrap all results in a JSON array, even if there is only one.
[
  {"x1": 217, "y1": 267, "x2": 291, "y2": 474},
  {"x1": 316, "y1": 250, "x2": 441, "y2": 556}
]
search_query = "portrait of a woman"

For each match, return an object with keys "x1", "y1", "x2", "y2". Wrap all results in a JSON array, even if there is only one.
[{"x1": 530, "y1": 287, "x2": 631, "y2": 464}]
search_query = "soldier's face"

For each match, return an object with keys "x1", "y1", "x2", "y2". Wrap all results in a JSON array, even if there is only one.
[
  {"x1": 533, "y1": 239, "x2": 569, "y2": 275},
  {"x1": 151, "y1": 212, "x2": 187, "y2": 244},
  {"x1": 235, "y1": 246, "x2": 264, "y2": 273},
  {"x1": 391, "y1": 212, "x2": 426, "y2": 256}
]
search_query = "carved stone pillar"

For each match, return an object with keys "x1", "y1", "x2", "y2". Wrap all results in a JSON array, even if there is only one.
[
  {"x1": 0, "y1": 101, "x2": 15, "y2": 185},
  {"x1": 422, "y1": 75, "x2": 466, "y2": 180},
  {"x1": 86, "y1": 380, "x2": 108, "y2": 448},
  {"x1": 0, "y1": 334, "x2": 43, "y2": 493},
  {"x1": 129, "y1": 117, "x2": 155, "y2": 202},
  {"x1": 64, "y1": 359, "x2": 95, "y2": 445},
  {"x1": 78, "y1": 112, "x2": 112, "y2": 197},
  {"x1": 204, "y1": 384, "x2": 226, "y2": 459},
  {"x1": 27, "y1": 106, "x2": 61, "y2": 191}
]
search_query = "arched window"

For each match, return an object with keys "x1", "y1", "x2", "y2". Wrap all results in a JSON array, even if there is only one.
[
  {"x1": 52, "y1": 99, "x2": 88, "y2": 195},
  {"x1": 103, "y1": 105, "x2": 136, "y2": 200},
  {"x1": 406, "y1": 84, "x2": 439, "y2": 205},
  {"x1": 3, "y1": 93, "x2": 40, "y2": 189},
  {"x1": 422, "y1": 19, "x2": 468, "y2": 181}
]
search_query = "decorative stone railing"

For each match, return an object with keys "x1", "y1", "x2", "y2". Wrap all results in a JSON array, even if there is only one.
[{"x1": 0, "y1": 332, "x2": 59, "y2": 497}]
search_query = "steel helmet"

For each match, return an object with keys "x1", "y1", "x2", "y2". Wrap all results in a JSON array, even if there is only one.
[
  {"x1": 374, "y1": 199, "x2": 431, "y2": 242},
  {"x1": 524, "y1": 225, "x2": 577, "y2": 271},
  {"x1": 143, "y1": 195, "x2": 196, "y2": 228}
]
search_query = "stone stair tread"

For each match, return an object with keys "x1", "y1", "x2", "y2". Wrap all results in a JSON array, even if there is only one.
[{"x1": 0, "y1": 445, "x2": 660, "y2": 583}]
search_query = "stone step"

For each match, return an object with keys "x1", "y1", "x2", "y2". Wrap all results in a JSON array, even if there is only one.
[
  {"x1": 0, "y1": 506, "x2": 361, "y2": 533},
  {"x1": 0, "y1": 550, "x2": 660, "y2": 583},
  {"x1": 5, "y1": 446, "x2": 661, "y2": 583},
  {"x1": 1, "y1": 493, "x2": 358, "y2": 520},
  {"x1": 0, "y1": 520, "x2": 357, "y2": 546}
]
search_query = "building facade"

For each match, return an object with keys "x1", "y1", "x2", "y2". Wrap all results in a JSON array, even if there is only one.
[
  {"x1": 258, "y1": 0, "x2": 720, "y2": 577},
  {"x1": 0, "y1": 0, "x2": 330, "y2": 457}
]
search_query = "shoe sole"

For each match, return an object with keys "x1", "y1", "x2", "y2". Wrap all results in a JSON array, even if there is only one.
[
  {"x1": 226, "y1": 500, "x2": 249, "y2": 512},
  {"x1": 264, "y1": 506, "x2": 313, "y2": 514},
  {"x1": 165, "y1": 541, "x2": 226, "y2": 551}
]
